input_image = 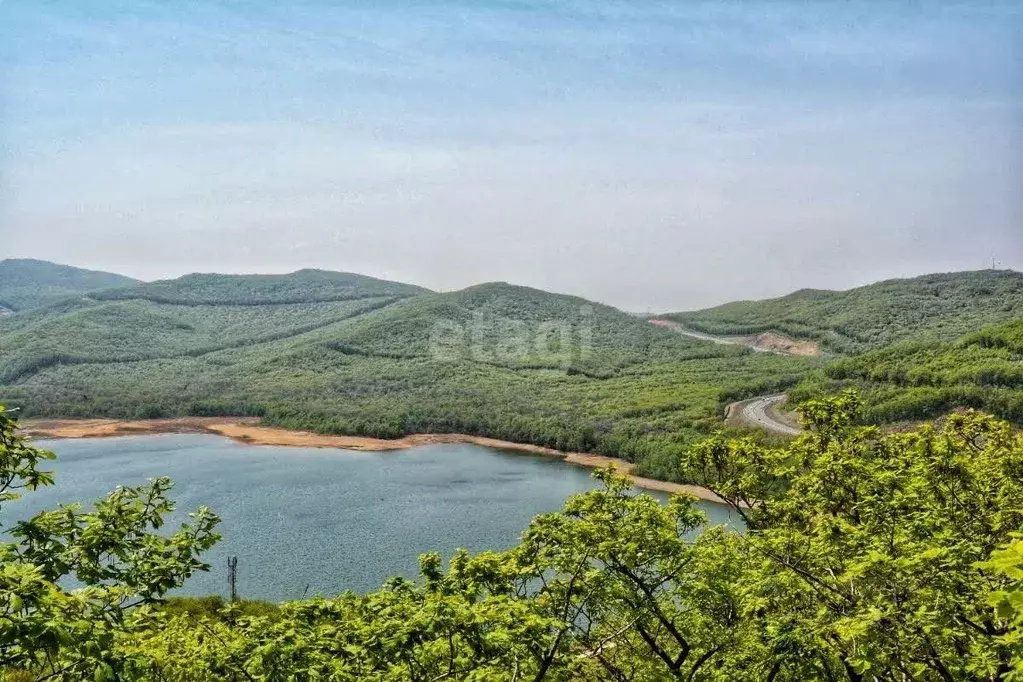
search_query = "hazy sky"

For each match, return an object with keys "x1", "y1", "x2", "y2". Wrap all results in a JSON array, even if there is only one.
[{"x1": 1, "y1": 1, "x2": 1021, "y2": 311}]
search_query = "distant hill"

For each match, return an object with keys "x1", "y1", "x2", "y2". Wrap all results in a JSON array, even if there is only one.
[
  {"x1": 11, "y1": 263, "x2": 1023, "y2": 482},
  {"x1": 659, "y1": 270, "x2": 1023, "y2": 355},
  {"x1": 0, "y1": 269, "x2": 431, "y2": 384},
  {"x1": 0, "y1": 259, "x2": 140, "y2": 312},
  {"x1": 321, "y1": 281, "x2": 714, "y2": 374},
  {"x1": 0, "y1": 274, "x2": 813, "y2": 483},
  {"x1": 790, "y1": 318, "x2": 1023, "y2": 425},
  {"x1": 91, "y1": 269, "x2": 430, "y2": 305}
]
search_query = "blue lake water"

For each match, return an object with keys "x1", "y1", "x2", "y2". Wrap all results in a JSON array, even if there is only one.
[{"x1": 9, "y1": 435, "x2": 738, "y2": 601}]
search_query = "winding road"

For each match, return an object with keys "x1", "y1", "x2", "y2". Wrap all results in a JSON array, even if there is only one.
[
  {"x1": 648, "y1": 318, "x2": 820, "y2": 357},
  {"x1": 650, "y1": 319, "x2": 770, "y2": 352},
  {"x1": 650, "y1": 319, "x2": 808, "y2": 436},
  {"x1": 729, "y1": 394, "x2": 801, "y2": 436}
]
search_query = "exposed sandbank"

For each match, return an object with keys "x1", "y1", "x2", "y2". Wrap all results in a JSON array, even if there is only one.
[{"x1": 23, "y1": 417, "x2": 729, "y2": 504}]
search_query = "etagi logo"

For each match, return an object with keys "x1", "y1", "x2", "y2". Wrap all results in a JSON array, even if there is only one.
[{"x1": 429, "y1": 305, "x2": 595, "y2": 371}]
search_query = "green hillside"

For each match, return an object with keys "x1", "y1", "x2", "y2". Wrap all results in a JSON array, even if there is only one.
[
  {"x1": 11, "y1": 264, "x2": 1023, "y2": 483},
  {"x1": 0, "y1": 278, "x2": 815, "y2": 482},
  {"x1": 315, "y1": 282, "x2": 720, "y2": 374},
  {"x1": 661, "y1": 269, "x2": 1023, "y2": 354},
  {"x1": 790, "y1": 318, "x2": 1023, "y2": 424},
  {"x1": 0, "y1": 258, "x2": 140, "y2": 312},
  {"x1": 91, "y1": 269, "x2": 429, "y2": 305},
  {"x1": 0, "y1": 269, "x2": 429, "y2": 383},
  {"x1": 0, "y1": 297, "x2": 402, "y2": 384}
]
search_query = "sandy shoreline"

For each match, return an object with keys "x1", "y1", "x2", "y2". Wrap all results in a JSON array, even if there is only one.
[{"x1": 22, "y1": 417, "x2": 728, "y2": 504}]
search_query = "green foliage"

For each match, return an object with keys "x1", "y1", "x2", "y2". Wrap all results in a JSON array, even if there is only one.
[
  {"x1": 790, "y1": 319, "x2": 1023, "y2": 425},
  {"x1": 114, "y1": 471, "x2": 755, "y2": 681},
  {"x1": 158, "y1": 596, "x2": 281, "y2": 621},
  {"x1": 0, "y1": 405, "x2": 220, "y2": 680},
  {"x1": 0, "y1": 407, "x2": 56, "y2": 511},
  {"x1": 982, "y1": 537, "x2": 1023, "y2": 681},
  {"x1": 662, "y1": 269, "x2": 1023, "y2": 354},
  {"x1": 90, "y1": 269, "x2": 429, "y2": 306},
  {"x1": 4, "y1": 397, "x2": 1023, "y2": 679},
  {"x1": 0, "y1": 280, "x2": 817, "y2": 483},
  {"x1": 0, "y1": 259, "x2": 138, "y2": 313},
  {"x1": 683, "y1": 392, "x2": 1023, "y2": 680}
]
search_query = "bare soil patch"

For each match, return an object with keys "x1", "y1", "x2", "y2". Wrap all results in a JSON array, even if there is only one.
[
  {"x1": 649, "y1": 320, "x2": 819, "y2": 356},
  {"x1": 745, "y1": 332, "x2": 820, "y2": 356}
]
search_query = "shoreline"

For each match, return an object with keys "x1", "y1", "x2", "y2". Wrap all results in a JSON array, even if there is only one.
[{"x1": 22, "y1": 417, "x2": 729, "y2": 504}]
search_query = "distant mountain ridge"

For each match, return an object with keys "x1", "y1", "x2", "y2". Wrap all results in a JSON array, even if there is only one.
[
  {"x1": 0, "y1": 266, "x2": 433, "y2": 385},
  {"x1": 90, "y1": 269, "x2": 430, "y2": 306},
  {"x1": 659, "y1": 269, "x2": 1023, "y2": 354},
  {"x1": 5, "y1": 259, "x2": 1023, "y2": 481},
  {"x1": 0, "y1": 259, "x2": 140, "y2": 312},
  {"x1": 0, "y1": 261, "x2": 816, "y2": 483}
]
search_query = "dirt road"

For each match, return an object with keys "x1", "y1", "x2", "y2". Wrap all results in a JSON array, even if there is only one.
[
  {"x1": 649, "y1": 319, "x2": 765, "y2": 350},
  {"x1": 648, "y1": 320, "x2": 820, "y2": 356}
]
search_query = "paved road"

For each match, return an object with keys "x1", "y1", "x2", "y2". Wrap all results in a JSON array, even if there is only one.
[
  {"x1": 650, "y1": 321, "x2": 803, "y2": 436},
  {"x1": 734, "y1": 394, "x2": 802, "y2": 436}
]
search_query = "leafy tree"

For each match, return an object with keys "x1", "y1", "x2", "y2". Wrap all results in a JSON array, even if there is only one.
[
  {"x1": 0, "y1": 405, "x2": 220, "y2": 680},
  {"x1": 683, "y1": 391, "x2": 1023, "y2": 680},
  {"x1": 5, "y1": 395, "x2": 1023, "y2": 681},
  {"x1": 114, "y1": 469, "x2": 752, "y2": 681},
  {"x1": 982, "y1": 537, "x2": 1023, "y2": 681},
  {"x1": 515, "y1": 469, "x2": 752, "y2": 681}
]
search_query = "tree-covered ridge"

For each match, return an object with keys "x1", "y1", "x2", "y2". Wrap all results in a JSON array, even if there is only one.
[
  {"x1": 0, "y1": 296, "x2": 401, "y2": 384},
  {"x1": 661, "y1": 269, "x2": 1023, "y2": 354},
  {"x1": 7, "y1": 264, "x2": 1023, "y2": 486},
  {"x1": 314, "y1": 281, "x2": 715, "y2": 372},
  {"x1": 790, "y1": 318, "x2": 1023, "y2": 425},
  {"x1": 0, "y1": 281, "x2": 816, "y2": 482},
  {"x1": 4, "y1": 397, "x2": 1023, "y2": 680},
  {"x1": 0, "y1": 259, "x2": 140, "y2": 312},
  {"x1": 91, "y1": 269, "x2": 430, "y2": 305}
]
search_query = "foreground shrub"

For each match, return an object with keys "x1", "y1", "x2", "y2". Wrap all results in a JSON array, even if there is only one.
[{"x1": 4, "y1": 394, "x2": 1023, "y2": 680}]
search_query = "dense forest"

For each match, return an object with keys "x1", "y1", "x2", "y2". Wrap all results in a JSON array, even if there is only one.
[
  {"x1": 5, "y1": 264, "x2": 1023, "y2": 484},
  {"x1": 790, "y1": 318, "x2": 1023, "y2": 425},
  {"x1": 660, "y1": 270, "x2": 1023, "y2": 355},
  {"x1": 0, "y1": 259, "x2": 139, "y2": 313},
  {"x1": 0, "y1": 269, "x2": 816, "y2": 483},
  {"x1": 3, "y1": 396, "x2": 1023, "y2": 680}
]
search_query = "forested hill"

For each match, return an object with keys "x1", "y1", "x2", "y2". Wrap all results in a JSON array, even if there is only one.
[
  {"x1": 0, "y1": 258, "x2": 140, "y2": 312},
  {"x1": 0, "y1": 276, "x2": 815, "y2": 482},
  {"x1": 90, "y1": 269, "x2": 431, "y2": 305},
  {"x1": 7, "y1": 262, "x2": 1023, "y2": 482},
  {"x1": 660, "y1": 269, "x2": 1023, "y2": 355},
  {"x1": 314, "y1": 281, "x2": 721, "y2": 373},
  {"x1": 790, "y1": 318, "x2": 1023, "y2": 425},
  {"x1": 0, "y1": 269, "x2": 431, "y2": 385}
]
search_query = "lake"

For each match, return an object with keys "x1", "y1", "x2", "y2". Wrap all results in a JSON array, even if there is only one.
[{"x1": 11, "y1": 435, "x2": 739, "y2": 601}]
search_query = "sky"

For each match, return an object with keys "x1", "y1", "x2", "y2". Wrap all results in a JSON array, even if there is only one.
[{"x1": 1, "y1": 1, "x2": 1021, "y2": 311}]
